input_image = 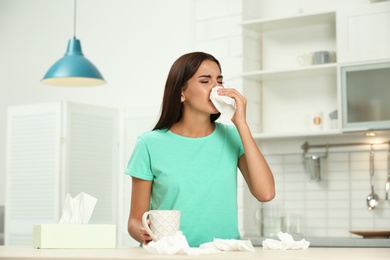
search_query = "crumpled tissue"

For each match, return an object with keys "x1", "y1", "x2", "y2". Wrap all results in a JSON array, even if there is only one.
[
  {"x1": 200, "y1": 238, "x2": 255, "y2": 253},
  {"x1": 209, "y1": 86, "x2": 236, "y2": 120},
  {"x1": 262, "y1": 232, "x2": 310, "y2": 250},
  {"x1": 143, "y1": 231, "x2": 190, "y2": 255},
  {"x1": 143, "y1": 231, "x2": 255, "y2": 255},
  {"x1": 59, "y1": 192, "x2": 97, "y2": 224}
]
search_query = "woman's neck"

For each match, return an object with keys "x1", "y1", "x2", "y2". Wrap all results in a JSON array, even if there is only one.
[{"x1": 170, "y1": 116, "x2": 215, "y2": 138}]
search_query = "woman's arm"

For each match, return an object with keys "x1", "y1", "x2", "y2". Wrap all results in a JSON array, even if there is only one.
[
  {"x1": 217, "y1": 88, "x2": 275, "y2": 202},
  {"x1": 237, "y1": 125, "x2": 275, "y2": 202},
  {"x1": 128, "y1": 177, "x2": 153, "y2": 244}
]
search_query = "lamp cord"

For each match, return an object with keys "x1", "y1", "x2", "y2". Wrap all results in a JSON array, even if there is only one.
[{"x1": 73, "y1": 0, "x2": 77, "y2": 38}]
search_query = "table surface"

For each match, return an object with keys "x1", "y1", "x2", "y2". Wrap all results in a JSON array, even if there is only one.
[
  {"x1": 248, "y1": 236, "x2": 390, "y2": 247},
  {"x1": 0, "y1": 246, "x2": 390, "y2": 260}
]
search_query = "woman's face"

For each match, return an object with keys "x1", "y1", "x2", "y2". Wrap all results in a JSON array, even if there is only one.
[{"x1": 181, "y1": 59, "x2": 223, "y2": 116}]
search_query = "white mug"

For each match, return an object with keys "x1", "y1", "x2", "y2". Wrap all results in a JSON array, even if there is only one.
[
  {"x1": 296, "y1": 53, "x2": 313, "y2": 66},
  {"x1": 142, "y1": 210, "x2": 180, "y2": 241}
]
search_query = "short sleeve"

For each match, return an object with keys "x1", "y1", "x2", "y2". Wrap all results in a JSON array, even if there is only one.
[
  {"x1": 220, "y1": 123, "x2": 245, "y2": 158},
  {"x1": 124, "y1": 136, "x2": 154, "y2": 181},
  {"x1": 232, "y1": 127, "x2": 245, "y2": 157}
]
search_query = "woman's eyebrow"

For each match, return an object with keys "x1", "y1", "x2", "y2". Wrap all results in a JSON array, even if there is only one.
[{"x1": 198, "y1": 75, "x2": 223, "y2": 79}]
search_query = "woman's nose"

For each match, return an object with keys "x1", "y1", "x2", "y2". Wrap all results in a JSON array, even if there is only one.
[{"x1": 212, "y1": 81, "x2": 223, "y2": 88}]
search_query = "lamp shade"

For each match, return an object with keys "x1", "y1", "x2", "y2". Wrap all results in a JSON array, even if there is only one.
[{"x1": 41, "y1": 38, "x2": 106, "y2": 86}]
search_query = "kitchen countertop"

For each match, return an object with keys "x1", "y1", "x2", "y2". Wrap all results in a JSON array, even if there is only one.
[
  {"x1": 0, "y1": 246, "x2": 389, "y2": 260},
  {"x1": 248, "y1": 236, "x2": 390, "y2": 248}
]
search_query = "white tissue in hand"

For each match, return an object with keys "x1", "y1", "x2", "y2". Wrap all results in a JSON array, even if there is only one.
[
  {"x1": 262, "y1": 232, "x2": 310, "y2": 250},
  {"x1": 59, "y1": 192, "x2": 97, "y2": 224},
  {"x1": 209, "y1": 86, "x2": 236, "y2": 119}
]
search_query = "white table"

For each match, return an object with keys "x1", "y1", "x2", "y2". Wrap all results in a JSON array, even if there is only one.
[{"x1": 0, "y1": 246, "x2": 389, "y2": 260}]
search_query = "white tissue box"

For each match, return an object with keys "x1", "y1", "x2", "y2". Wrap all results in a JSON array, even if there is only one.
[{"x1": 33, "y1": 224, "x2": 116, "y2": 249}]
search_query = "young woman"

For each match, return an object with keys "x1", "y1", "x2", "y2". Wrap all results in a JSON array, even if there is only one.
[{"x1": 125, "y1": 52, "x2": 275, "y2": 247}]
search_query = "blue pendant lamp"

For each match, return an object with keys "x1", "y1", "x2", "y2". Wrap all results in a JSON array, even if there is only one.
[{"x1": 41, "y1": 0, "x2": 105, "y2": 86}]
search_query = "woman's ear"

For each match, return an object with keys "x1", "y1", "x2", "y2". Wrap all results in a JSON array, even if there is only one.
[{"x1": 181, "y1": 92, "x2": 185, "y2": 102}]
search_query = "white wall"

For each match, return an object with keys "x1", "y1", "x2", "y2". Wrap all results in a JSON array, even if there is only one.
[
  {"x1": 2, "y1": 0, "x2": 389, "y2": 245},
  {"x1": 0, "y1": 0, "x2": 245, "y2": 246},
  {"x1": 0, "y1": 0, "x2": 197, "y2": 205}
]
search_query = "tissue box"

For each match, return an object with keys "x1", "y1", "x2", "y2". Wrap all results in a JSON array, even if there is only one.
[{"x1": 33, "y1": 224, "x2": 116, "y2": 249}]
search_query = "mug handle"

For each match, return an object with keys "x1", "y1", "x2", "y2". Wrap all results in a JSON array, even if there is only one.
[{"x1": 142, "y1": 211, "x2": 157, "y2": 241}]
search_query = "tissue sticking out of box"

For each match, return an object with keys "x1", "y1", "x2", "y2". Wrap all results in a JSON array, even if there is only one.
[{"x1": 59, "y1": 192, "x2": 97, "y2": 224}]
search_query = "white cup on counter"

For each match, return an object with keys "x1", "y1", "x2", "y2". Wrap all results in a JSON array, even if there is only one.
[{"x1": 142, "y1": 210, "x2": 180, "y2": 241}]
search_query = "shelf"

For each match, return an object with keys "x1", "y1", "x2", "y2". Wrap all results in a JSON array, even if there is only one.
[
  {"x1": 242, "y1": 10, "x2": 339, "y2": 140},
  {"x1": 242, "y1": 5, "x2": 390, "y2": 140},
  {"x1": 242, "y1": 10, "x2": 336, "y2": 32},
  {"x1": 252, "y1": 129, "x2": 343, "y2": 140},
  {"x1": 253, "y1": 129, "x2": 390, "y2": 140},
  {"x1": 242, "y1": 63, "x2": 338, "y2": 81}
]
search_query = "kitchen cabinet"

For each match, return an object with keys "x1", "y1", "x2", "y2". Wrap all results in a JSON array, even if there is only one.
[
  {"x1": 341, "y1": 60, "x2": 390, "y2": 130},
  {"x1": 242, "y1": 11, "x2": 339, "y2": 139},
  {"x1": 5, "y1": 102, "x2": 119, "y2": 245},
  {"x1": 337, "y1": 2, "x2": 390, "y2": 63},
  {"x1": 336, "y1": 2, "x2": 390, "y2": 131},
  {"x1": 242, "y1": 2, "x2": 390, "y2": 139}
]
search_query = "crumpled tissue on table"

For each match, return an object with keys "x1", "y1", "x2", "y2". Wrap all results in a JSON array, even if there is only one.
[
  {"x1": 262, "y1": 232, "x2": 310, "y2": 250},
  {"x1": 59, "y1": 192, "x2": 97, "y2": 224},
  {"x1": 143, "y1": 231, "x2": 255, "y2": 255},
  {"x1": 209, "y1": 86, "x2": 236, "y2": 120}
]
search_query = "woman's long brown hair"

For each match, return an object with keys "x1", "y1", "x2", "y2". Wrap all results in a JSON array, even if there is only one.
[{"x1": 153, "y1": 52, "x2": 221, "y2": 130}]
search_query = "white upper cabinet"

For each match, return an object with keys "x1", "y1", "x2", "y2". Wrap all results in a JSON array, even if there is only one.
[
  {"x1": 242, "y1": 11, "x2": 339, "y2": 139},
  {"x1": 242, "y1": 2, "x2": 390, "y2": 139},
  {"x1": 242, "y1": 11, "x2": 337, "y2": 72},
  {"x1": 341, "y1": 61, "x2": 390, "y2": 131},
  {"x1": 337, "y1": 2, "x2": 390, "y2": 64}
]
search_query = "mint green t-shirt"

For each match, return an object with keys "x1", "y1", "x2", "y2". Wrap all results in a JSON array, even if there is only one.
[{"x1": 124, "y1": 122, "x2": 245, "y2": 247}]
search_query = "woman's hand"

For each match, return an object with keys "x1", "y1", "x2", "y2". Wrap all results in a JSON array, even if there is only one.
[
  {"x1": 140, "y1": 219, "x2": 152, "y2": 245},
  {"x1": 217, "y1": 87, "x2": 247, "y2": 126},
  {"x1": 129, "y1": 218, "x2": 153, "y2": 245}
]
